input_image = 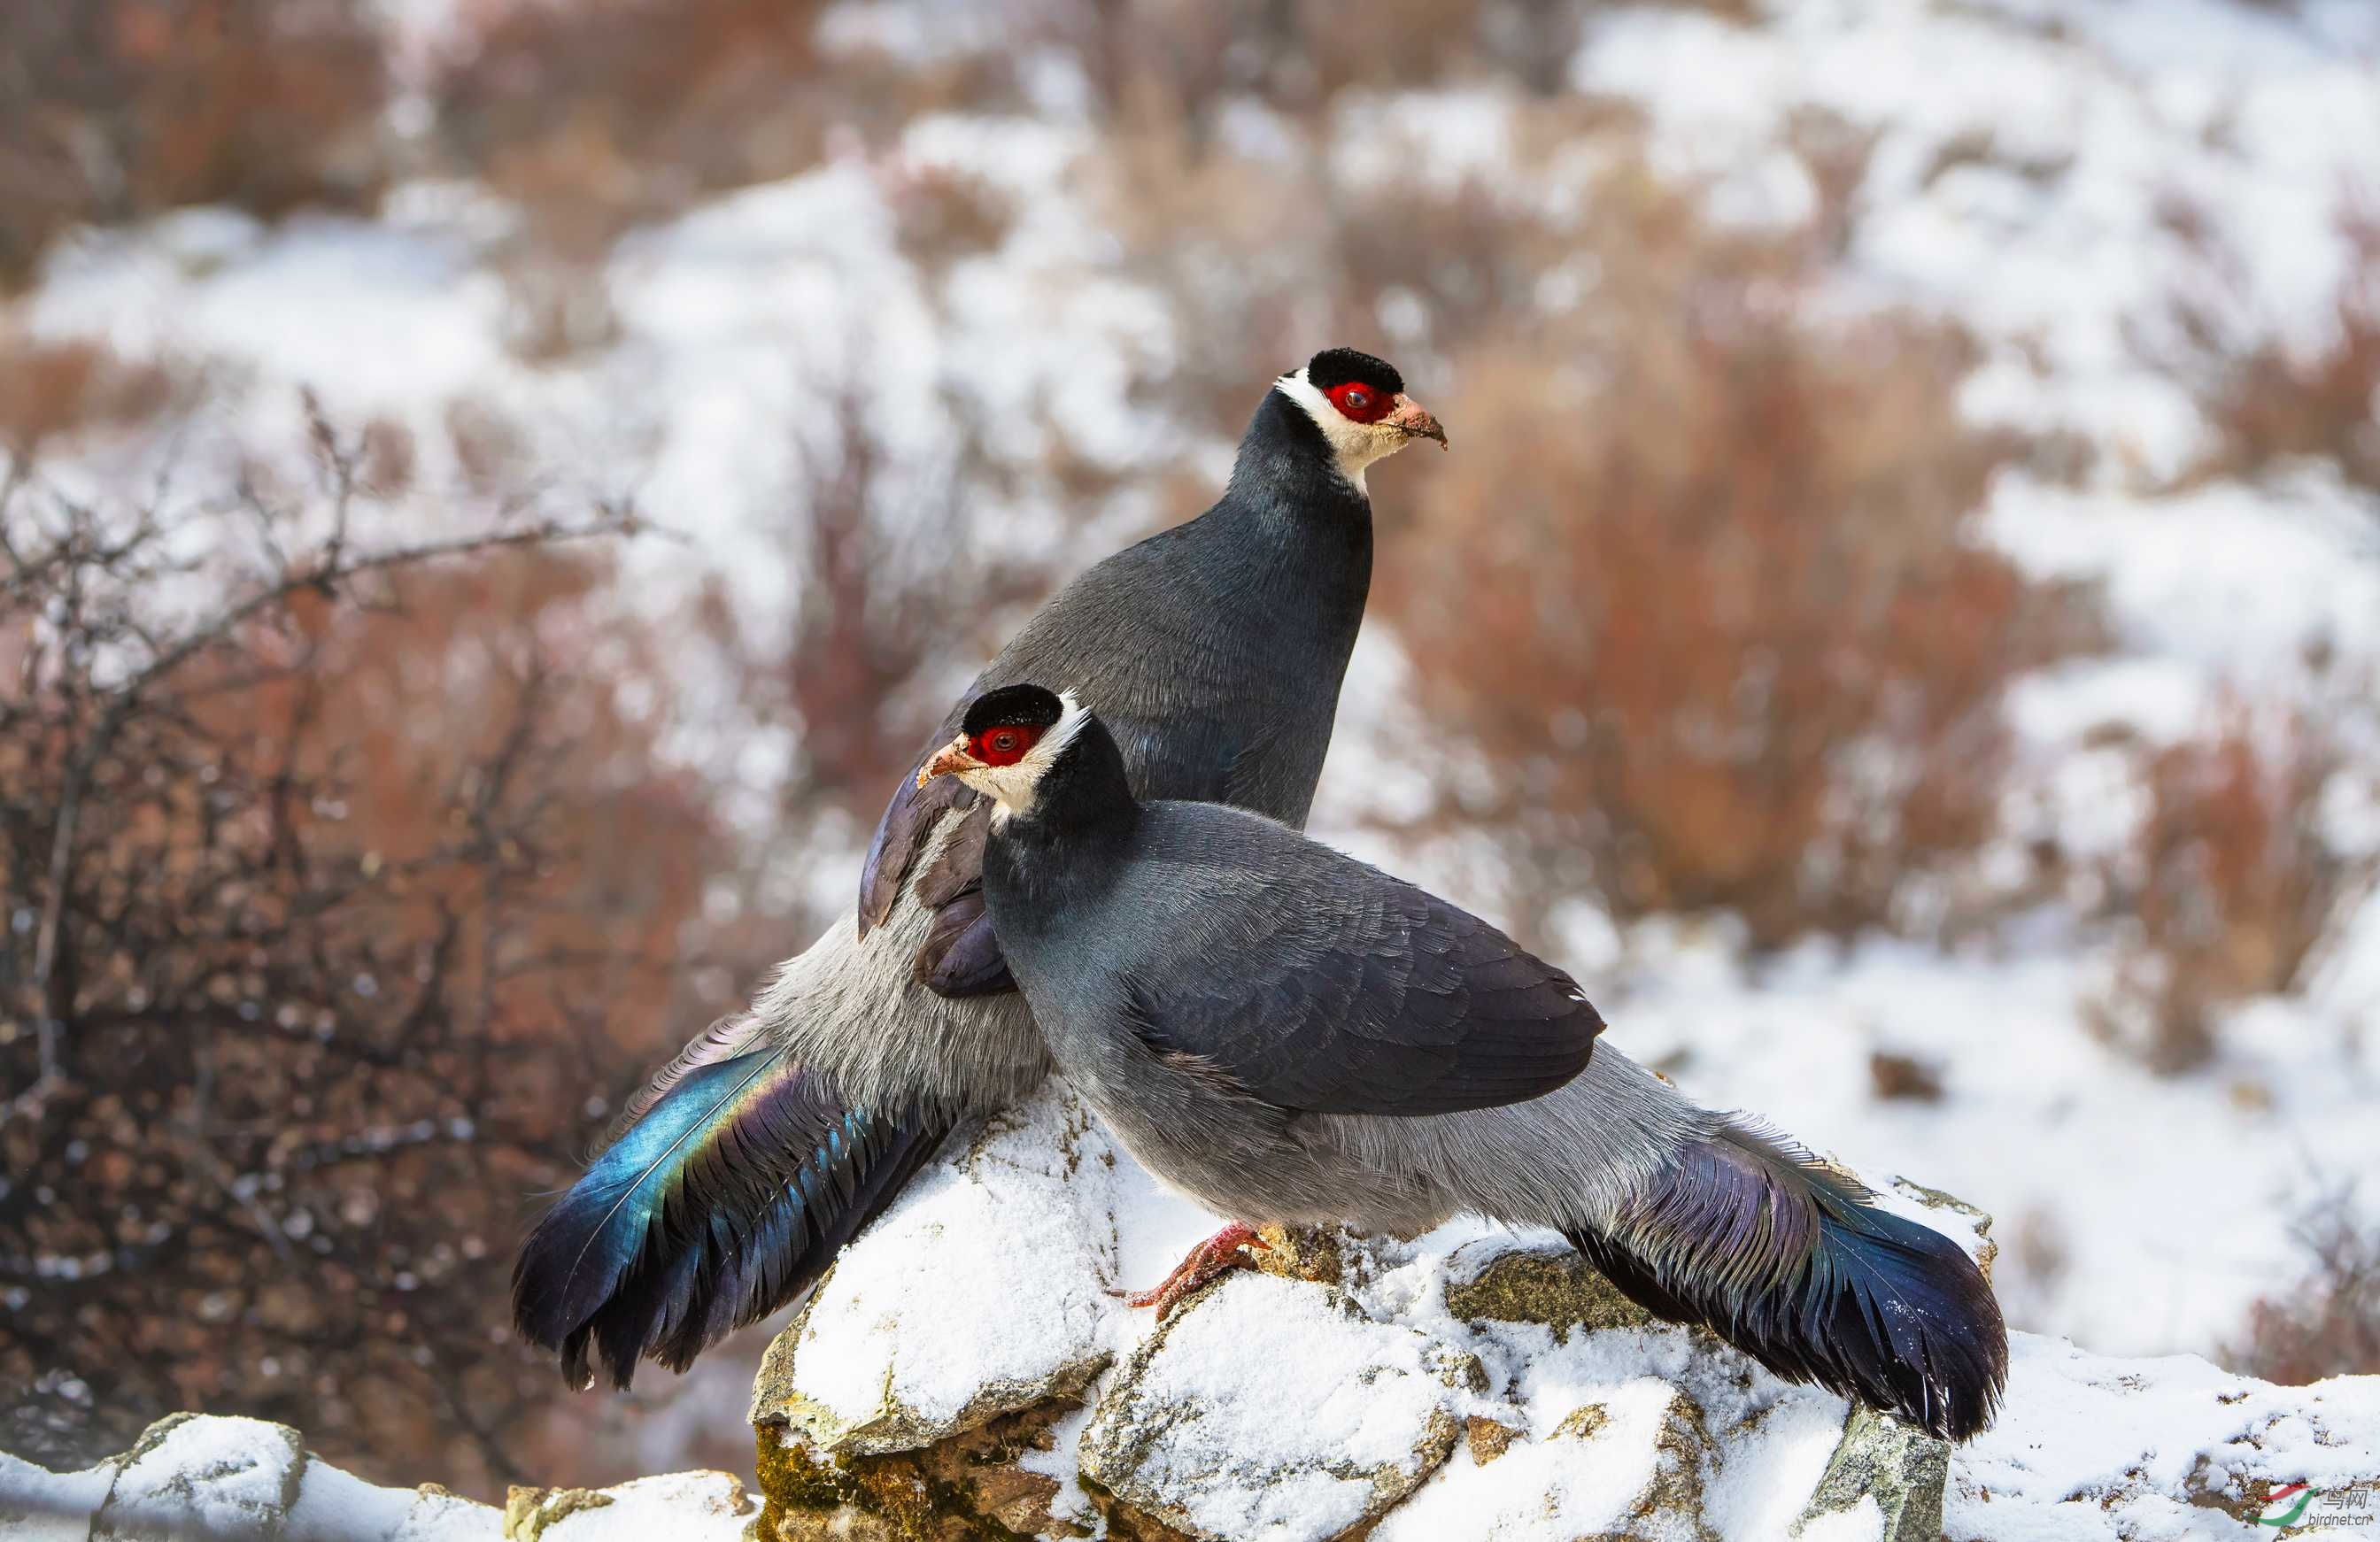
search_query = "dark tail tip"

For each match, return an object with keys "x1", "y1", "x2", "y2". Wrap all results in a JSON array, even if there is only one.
[
  {"x1": 1799, "y1": 1194, "x2": 2009, "y2": 1441},
  {"x1": 1572, "y1": 1130, "x2": 2009, "y2": 1441}
]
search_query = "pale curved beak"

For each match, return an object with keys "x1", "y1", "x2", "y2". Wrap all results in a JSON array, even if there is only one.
[
  {"x1": 1385, "y1": 394, "x2": 1448, "y2": 449},
  {"x1": 918, "y1": 736, "x2": 980, "y2": 788}
]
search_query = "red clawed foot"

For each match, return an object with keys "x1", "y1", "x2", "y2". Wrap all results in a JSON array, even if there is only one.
[{"x1": 1126, "y1": 1222, "x2": 1269, "y2": 1321}]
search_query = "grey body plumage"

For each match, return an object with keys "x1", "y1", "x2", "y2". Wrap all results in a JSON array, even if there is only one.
[
  {"x1": 941, "y1": 686, "x2": 2011, "y2": 1442},
  {"x1": 513, "y1": 351, "x2": 1441, "y2": 1388}
]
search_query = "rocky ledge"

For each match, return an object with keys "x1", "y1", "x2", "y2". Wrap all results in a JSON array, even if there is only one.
[
  {"x1": 6, "y1": 1084, "x2": 2377, "y2": 1541},
  {"x1": 745, "y1": 1085, "x2": 2380, "y2": 1542}
]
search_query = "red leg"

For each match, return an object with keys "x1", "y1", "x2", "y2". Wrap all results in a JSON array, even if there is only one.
[{"x1": 1125, "y1": 1222, "x2": 1269, "y2": 1321}]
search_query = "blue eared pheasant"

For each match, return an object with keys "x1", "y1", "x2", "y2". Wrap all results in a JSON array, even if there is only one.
[{"x1": 919, "y1": 684, "x2": 2012, "y2": 1442}]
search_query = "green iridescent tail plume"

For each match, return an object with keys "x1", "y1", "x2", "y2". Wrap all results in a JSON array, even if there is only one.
[{"x1": 511, "y1": 1045, "x2": 951, "y2": 1390}]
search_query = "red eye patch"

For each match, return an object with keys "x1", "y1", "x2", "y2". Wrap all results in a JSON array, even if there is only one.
[
  {"x1": 1325, "y1": 381, "x2": 1395, "y2": 424},
  {"x1": 971, "y1": 724, "x2": 1044, "y2": 767}
]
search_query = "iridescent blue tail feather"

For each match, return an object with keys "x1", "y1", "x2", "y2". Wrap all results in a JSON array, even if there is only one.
[
  {"x1": 1570, "y1": 1120, "x2": 2008, "y2": 1442},
  {"x1": 511, "y1": 1045, "x2": 949, "y2": 1390}
]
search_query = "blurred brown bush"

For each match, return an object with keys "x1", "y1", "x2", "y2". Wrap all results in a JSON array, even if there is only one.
[
  {"x1": 1383, "y1": 317, "x2": 2086, "y2": 946},
  {"x1": 1067, "y1": 0, "x2": 1552, "y2": 124},
  {"x1": 2090, "y1": 711, "x2": 2356, "y2": 1073},
  {"x1": 430, "y1": 0, "x2": 831, "y2": 237},
  {"x1": 0, "y1": 0, "x2": 390, "y2": 286},
  {"x1": 0, "y1": 333, "x2": 185, "y2": 452},
  {"x1": 2183, "y1": 213, "x2": 2380, "y2": 496},
  {"x1": 428, "y1": 0, "x2": 1037, "y2": 359}
]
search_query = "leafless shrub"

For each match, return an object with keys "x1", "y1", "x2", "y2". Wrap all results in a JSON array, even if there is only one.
[
  {"x1": 0, "y1": 417, "x2": 712, "y2": 1489},
  {"x1": 2230, "y1": 1183, "x2": 2380, "y2": 1383},
  {"x1": 1386, "y1": 316, "x2": 2096, "y2": 947},
  {"x1": 683, "y1": 389, "x2": 1071, "y2": 854}
]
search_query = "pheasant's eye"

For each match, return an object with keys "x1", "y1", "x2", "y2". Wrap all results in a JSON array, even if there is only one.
[
  {"x1": 973, "y1": 723, "x2": 1042, "y2": 766},
  {"x1": 1326, "y1": 381, "x2": 1391, "y2": 422}
]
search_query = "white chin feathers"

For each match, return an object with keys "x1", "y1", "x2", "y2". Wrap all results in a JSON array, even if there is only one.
[
  {"x1": 968, "y1": 690, "x2": 1089, "y2": 822},
  {"x1": 1274, "y1": 365, "x2": 1412, "y2": 490}
]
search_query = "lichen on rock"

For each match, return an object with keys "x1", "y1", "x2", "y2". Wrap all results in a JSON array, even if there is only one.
[
  {"x1": 1462, "y1": 1415, "x2": 1519, "y2": 1466},
  {"x1": 1441, "y1": 1237, "x2": 1656, "y2": 1338},
  {"x1": 754, "y1": 1393, "x2": 1095, "y2": 1542},
  {"x1": 1370, "y1": 1377, "x2": 1727, "y2": 1542},
  {"x1": 1792, "y1": 1405, "x2": 1947, "y2": 1542},
  {"x1": 503, "y1": 1484, "x2": 614, "y2": 1541}
]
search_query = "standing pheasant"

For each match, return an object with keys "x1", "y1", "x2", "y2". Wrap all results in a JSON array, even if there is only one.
[{"x1": 919, "y1": 682, "x2": 2010, "y2": 1441}]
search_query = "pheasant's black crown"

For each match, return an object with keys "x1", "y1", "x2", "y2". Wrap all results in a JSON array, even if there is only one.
[
  {"x1": 1302, "y1": 348, "x2": 1403, "y2": 395},
  {"x1": 962, "y1": 683, "x2": 1065, "y2": 737}
]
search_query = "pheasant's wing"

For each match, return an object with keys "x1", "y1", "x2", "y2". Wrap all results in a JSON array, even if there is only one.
[
  {"x1": 856, "y1": 743, "x2": 1015, "y2": 997},
  {"x1": 1121, "y1": 848, "x2": 1603, "y2": 1116}
]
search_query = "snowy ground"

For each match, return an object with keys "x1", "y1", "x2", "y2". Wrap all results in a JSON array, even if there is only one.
[{"x1": 11, "y1": 0, "x2": 2378, "y2": 1408}]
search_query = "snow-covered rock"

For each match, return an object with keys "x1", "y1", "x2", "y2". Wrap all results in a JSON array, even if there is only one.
[
  {"x1": 1078, "y1": 1275, "x2": 1478, "y2": 1540},
  {"x1": 0, "y1": 1411, "x2": 753, "y2": 1541},
  {"x1": 746, "y1": 1091, "x2": 1120, "y2": 1458},
  {"x1": 731, "y1": 1083, "x2": 2380, "y2": 1542}
]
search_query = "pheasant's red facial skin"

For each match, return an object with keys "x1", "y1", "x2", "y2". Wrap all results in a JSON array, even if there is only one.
[
  {"x1": 970, "y1": 724, "x2": 1044, "y2": 767},
  {"x1": 1325, "y1": 381, "x2": 1395, "y2": 424}
]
